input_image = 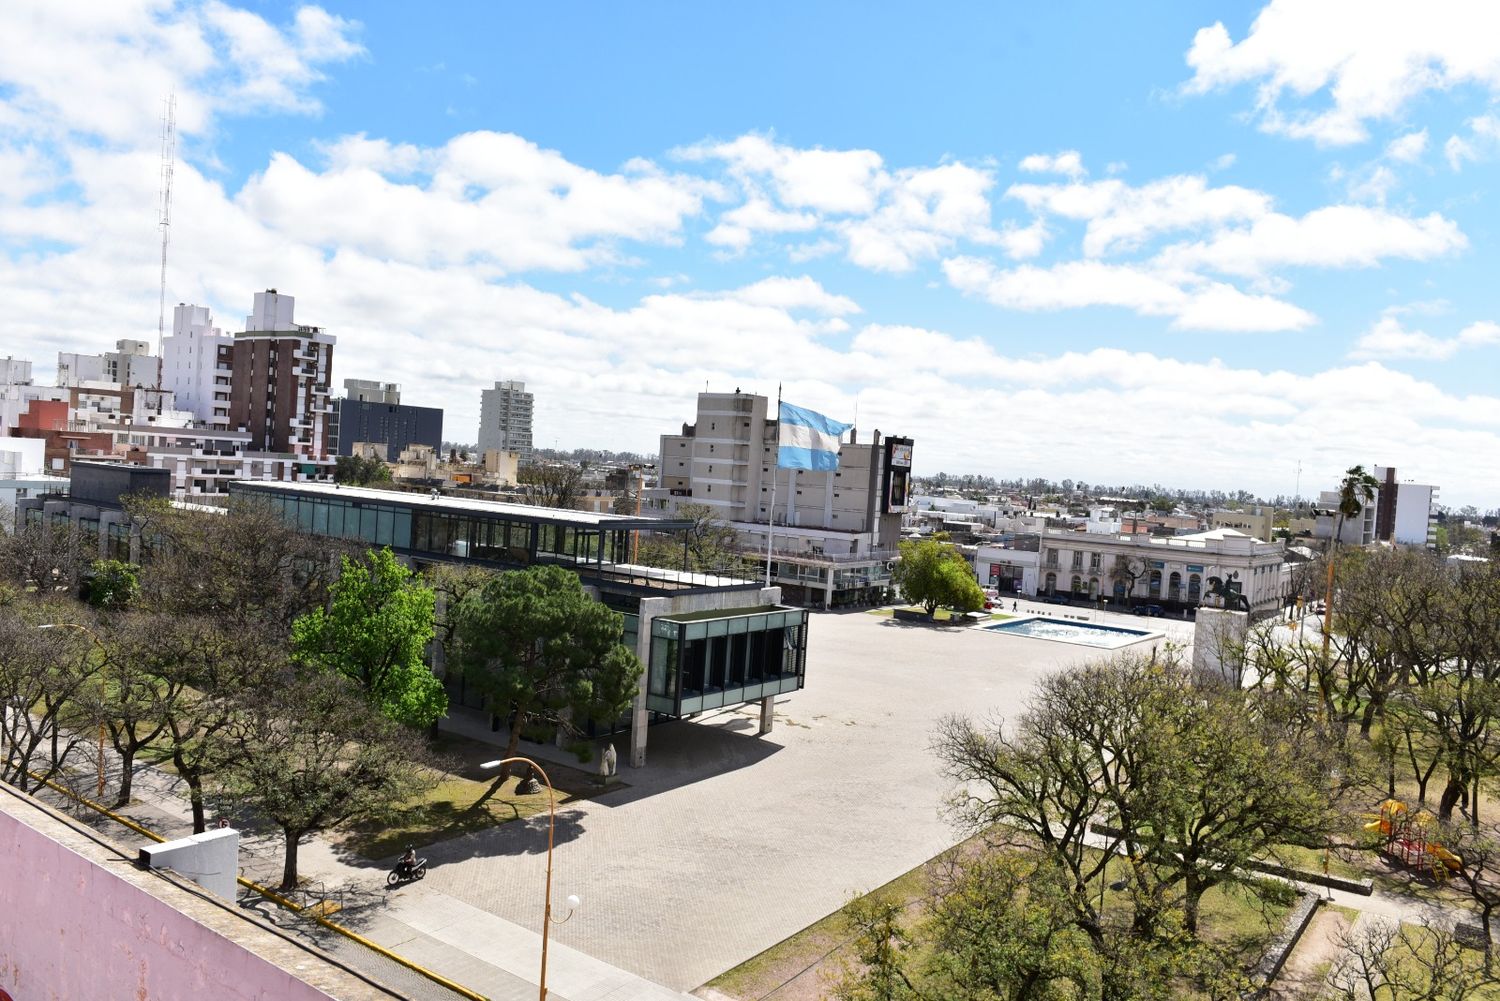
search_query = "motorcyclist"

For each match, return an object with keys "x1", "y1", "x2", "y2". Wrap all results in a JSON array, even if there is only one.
[{"x1": 398, "y1": 846, "x2": 418, "y2": 877}]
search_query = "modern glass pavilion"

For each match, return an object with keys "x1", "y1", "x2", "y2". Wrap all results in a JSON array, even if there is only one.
[{"x1": 225, "y1": 480, "x2": 808, "y2": 749}]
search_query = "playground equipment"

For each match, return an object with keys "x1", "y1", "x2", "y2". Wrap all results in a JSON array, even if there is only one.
[{"x1": 1363, "y1": 799, "x2": 1462, "y2": 881}]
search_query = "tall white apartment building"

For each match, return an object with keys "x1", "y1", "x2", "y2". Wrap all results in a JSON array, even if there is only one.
[
  {"x1": 57, "y1": 340, "x2": 158, "y2": 388},
  {"x1": 1315, "y1": 464, "x2": 1438, "y2": 548},
  {"x1": 478, "y1": 380, "x2": 533, "y2": 456},
  {"x1": 161, "y1": 304, "x2": 233, "y2": 428},
  {"x1": 656, "y1": 390, "x2": 914, "y2": 608}
]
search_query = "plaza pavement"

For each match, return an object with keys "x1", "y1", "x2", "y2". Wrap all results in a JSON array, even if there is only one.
[{"x1": 398, "y1": 602, "x2": 1190, "y2": 991}]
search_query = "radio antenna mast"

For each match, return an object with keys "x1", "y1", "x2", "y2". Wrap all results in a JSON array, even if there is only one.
[{"x1": 155, "y1": 92, "x2": 176, "y2": 381}]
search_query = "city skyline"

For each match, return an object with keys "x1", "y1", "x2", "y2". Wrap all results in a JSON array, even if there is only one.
[{"x1": 2, "y1": 2, "x2": 1499, "y2": 505}]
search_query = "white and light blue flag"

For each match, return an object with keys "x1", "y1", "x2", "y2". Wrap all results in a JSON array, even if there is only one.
[{"x1": 778, "y1": 401, "x2": 852, "y2": 471}]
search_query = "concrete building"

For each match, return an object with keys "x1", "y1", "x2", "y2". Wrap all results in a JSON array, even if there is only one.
[
  {"x1": 161, "y1": 303, "x2": 233, "y2": 428},
  {"x1": 482, "y1": 447, "x2": 520, "y2": 485},
  {"x1": 227, "y1": 290, "x2": 335, "y2": 462},
  {"x1": 57, "y1": 339, "x2": 158, "y2": 388},
  {"x1": 477, "y1": 380, "x2": 533, "y2": 456},
  {"x1": 656, "y1": 390, "x2": 912, "y2": 607},
  {"x1": 1315, "y1": 465, "x2": 1438, "y2": 548},
  {"x1": 0, "y1": 438, "x2": 66, "y2": 529},
  {"x1": 973, "y1": 535, "x2": 1042, "y2": 594},
  {"x1": 1210, "y1": 507, "x2": 1275, "y2": 542},
  {"x1": 331, "y1": 380, "x2": 443, "y2": 462}
]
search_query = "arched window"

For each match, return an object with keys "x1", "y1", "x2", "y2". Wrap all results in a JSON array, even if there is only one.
[
  {"x1": 1089, "y1": 577, "x2": 1100, "y2": 597},
  {"x1": 1045, "y1": 572, "x2": 1057, "y2": 594},
  {"x1": 1169, "y1": 572, "x2": 1182, "y2": 601},
  {"x1": 1188, "y1": 574, "x2": 1202, "y2": 602},
  {"x1": 1113, "y1": 579, "x2": 1127, "y2": 599},
  {"x1": 1071, "y1": 575, "x2": 1083, "y2": 593},
  {"x1": 1149, "y1": 570, "x2": 1162, "y2": 597}
]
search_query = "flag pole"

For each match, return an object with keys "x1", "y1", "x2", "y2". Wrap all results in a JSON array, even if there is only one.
[{"x1": 764, "y1": 384, "x2": 781, "y2": 587}]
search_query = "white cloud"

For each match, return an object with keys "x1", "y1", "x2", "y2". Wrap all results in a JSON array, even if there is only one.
[
  {"x1": 941, "y1": 257, "x2": 1316, "y2": 332},
  {"x1": 718, "y1": 276, "x2": 860, "y2": 316},
  {"x1": 1209, "y1": 153, "x2": 1238, "y2": 171},
  {"x1": 1350, "y1": 311, "x2": 1500, "y2": 359},
  {"x1": 1008, "y1": 174, "x2": 1273, "y2": 256},
  {"x1": 996, "y1": 219, "x2": 1049, "y2": 260},
  {"x1": 1155, "y1": 205, "x2": 1465, "y2": 276},
  {"x1": 1445, "y1": 134, "x2": 1477, "y2": 170},
  {"x1": 1385, "y1": 129, "x2": 1429, "y2": 162},
  {"x1": 1018, "y1": 150, "x2": 1087, "y2": 179},
  {"x1": 235, "y1": 132, "x2": 711, "y2": 273},
  {"x1": 682, "y1": 135, "x2": 998, "y2": 272},
  {"x1": 1183, "y1": 1, "x2": 1500, "y2": 145},
  {"x1": 0, "y1": 1, "x2": 363, "y2": 146}
]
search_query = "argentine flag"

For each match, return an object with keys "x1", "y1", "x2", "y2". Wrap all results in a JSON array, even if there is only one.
[{"x1": 778, "y1": 401, "x2": 853, "y2": 471}]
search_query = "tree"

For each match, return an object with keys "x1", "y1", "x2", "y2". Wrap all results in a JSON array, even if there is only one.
[
  {"x1": 92, "y1": 613, "x2": 192, "y2": 806},
  {"x1": 833, "y1": 849, "x2": 1097, "y2": 1001},
  {"x1": 333, "y1": 454, "x2": 392, "y2": 486},
  {"x1": 453, "y1": 564, "x2": 643, "y2": 778},
  {"x1": 130, "y1": 495, "x2": 346, "y2": 633},
  {"x1": 0, "y1": 519, "x2": 90, "y2": 595},
  {"x1": 935, "y1": 653, "x2": 1335, "y2": 941},
  {"x1": 1333, "y1": 464, "x2": 1380, "y2": 546},
  {"x1": 217, "y1": 671, "x2": 433, "y2": 889},
  {"x1": 1328, "y1": 919, "x2": 1497, "y2": 1000},
  {"x1": 0, "y1": 602, "x2": 103, "y2": 794},
  {"x1": 292, "y1": 548, "x2": 446, "y2": 728},
  {"x1": 518, "y1": 462, "x2": 585, "y2": 510},
  {"x1": 892, "y1": 537, "x2": 984, "y2": 616},
  {"x1": 81, "y1": 558, "x2": 139, "y2": 609},
  {"x1": 1111, "y1": 556, "x2": 1148, "y2": 605},
  {"x1": 635, "y1": 503, "x2": 752, "y2": 575}
]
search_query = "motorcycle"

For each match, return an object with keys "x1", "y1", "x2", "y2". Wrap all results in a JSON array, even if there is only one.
[{"x1": 387, "y1": 856, "x2": 428, "y2": 886}]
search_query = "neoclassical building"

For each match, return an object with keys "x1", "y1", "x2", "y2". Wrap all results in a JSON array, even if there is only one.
[{"x1": 1036, "y1": 526, "x2": 1287, "y2": 618}]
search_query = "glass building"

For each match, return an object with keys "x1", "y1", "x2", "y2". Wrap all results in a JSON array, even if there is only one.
[{"x1": 225, "y1": 480, "x2": 809, "y2": 746}]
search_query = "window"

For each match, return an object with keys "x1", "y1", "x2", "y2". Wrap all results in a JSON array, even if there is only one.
[
  {"x1": 1089, "y1": 552, "x2": 1101, "y2": 571},
  {"x1": 1071, "y1": 550, "x2": 1084, "y2": 571},
  {"x1": 1044, "y1": 572, "x2": 1057, "y2": 594}
]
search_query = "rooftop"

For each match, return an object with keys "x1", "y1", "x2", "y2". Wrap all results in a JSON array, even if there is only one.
[{"x1": 234, "y1": 479, "x2": 691, "y2": 532}]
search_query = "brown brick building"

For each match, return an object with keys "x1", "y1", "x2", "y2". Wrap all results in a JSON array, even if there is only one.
[{"x1": 226, "y1": 290, "x2": 335, "y2": 461}]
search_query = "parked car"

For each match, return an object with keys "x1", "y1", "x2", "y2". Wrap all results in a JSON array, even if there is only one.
[{"x1": 1133, "y1": 604, "x2": 1166, "y2": 617}]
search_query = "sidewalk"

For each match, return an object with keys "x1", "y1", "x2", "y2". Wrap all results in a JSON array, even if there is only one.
[{"x1": 49, "y1": 747, "x2": 692, "y2": 1001}]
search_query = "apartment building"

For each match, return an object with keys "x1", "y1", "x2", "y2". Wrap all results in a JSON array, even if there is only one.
[
  {"x1": 227, "y1": 290, "x2": 335, "y2": 462},
  {"x1": 1315, "y1": 464, "x2": 1438, "y2": 547},
  {"x1": 1210, "y1": 507, "x2": 1275, "y2": 542},
  {"x1": 331, "y1": 379, "x2": 443, "y2": 461},
  {"x1": 57, "y1": 339, "x2": 158, "y2": 388},
  {"x1": 477, "y1": 380, "x2": 533, "y2": 456},
  {"x1": 161, "y1": 303, "x2": 233, "y2": 429},
  {"x1": 656, "y1": 390, "x2": 913, "y2": 607}
]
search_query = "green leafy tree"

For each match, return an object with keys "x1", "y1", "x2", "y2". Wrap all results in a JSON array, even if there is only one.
[
  {"x1": 1333, "y1": 464, "x2": 1380, "y2": 545},
  {"x1": 82, "y1": 558, "x2": 139, "y2": 609},
  {"x1": 892, "y1": 536, "x2": 984, "y2": 616},
  {"x1": 333, "y1": 454, "x2": 392, "y2": 486},
  {"x1": 292, "y1": 548, "x2": 445, "y2": 728},
  {"x1": 453, "y1": 564, "x2": 643, "y2": 778}
]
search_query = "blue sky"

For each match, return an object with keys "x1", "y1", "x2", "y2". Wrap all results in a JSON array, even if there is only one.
[{"x1": 3, "y1": 1, "x2": 1500, "y2": 505}]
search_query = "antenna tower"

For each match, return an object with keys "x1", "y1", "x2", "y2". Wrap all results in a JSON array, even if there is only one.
[{"x1": 155, "y1": 92, "x2": 177, "y2": 377}]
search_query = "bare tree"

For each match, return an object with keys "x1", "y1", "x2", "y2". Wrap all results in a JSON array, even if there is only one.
[
  {"x1": 0, "y1": 603, "x2": 103, "y2": 794},
  {"x1": 517, "y1": 462, "x2": 585, "y2": 510},
  {"x1": 217, "y1": 671, "x2": 434, "y2": 889}
]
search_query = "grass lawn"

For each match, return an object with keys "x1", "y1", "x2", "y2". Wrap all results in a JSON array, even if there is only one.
[
  {"x1": 340, "y1": 770, "x2": 574, "y2": 859},
  {"x1": 867, "y1": 607, "x2": 1015, "y2": 622}
]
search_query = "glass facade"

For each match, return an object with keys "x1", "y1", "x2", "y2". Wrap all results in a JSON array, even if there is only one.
[
  {"x1": 645, "y1": 607, "x2": 808, "y2": 716},
  {"x1": 236, "y1": 485, "x2": 632, "y2": 573}
]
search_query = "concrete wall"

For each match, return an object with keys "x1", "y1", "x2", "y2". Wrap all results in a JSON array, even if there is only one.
[{"x1": 0, "y1": 792, "x2": 371, "y2": 1001}]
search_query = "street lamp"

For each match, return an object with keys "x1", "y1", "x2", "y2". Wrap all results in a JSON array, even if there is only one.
[
  {"x1": 37, "y1": 622, "x2": 107, "y2": 798},
  {"x1": 480, "y1": 755, "x2": 579, "y2": 1001}
]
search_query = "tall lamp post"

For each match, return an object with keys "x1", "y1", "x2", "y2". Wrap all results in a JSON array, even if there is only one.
[
  {"x1": 37, "y1": 622, "x2": 107, "y2": 798},
  {"x1": 480, "y1": 755, "x2": 580, "y2": 1001}
]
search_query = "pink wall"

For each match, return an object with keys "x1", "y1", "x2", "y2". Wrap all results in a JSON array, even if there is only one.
[{"x1": 0, "y1": 808, "x2": 337, "y2": 1001}]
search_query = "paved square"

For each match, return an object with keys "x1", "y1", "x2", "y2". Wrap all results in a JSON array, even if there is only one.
[{"x1": 416, "y1": 604, "x2": 1193, "y2": 991}]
